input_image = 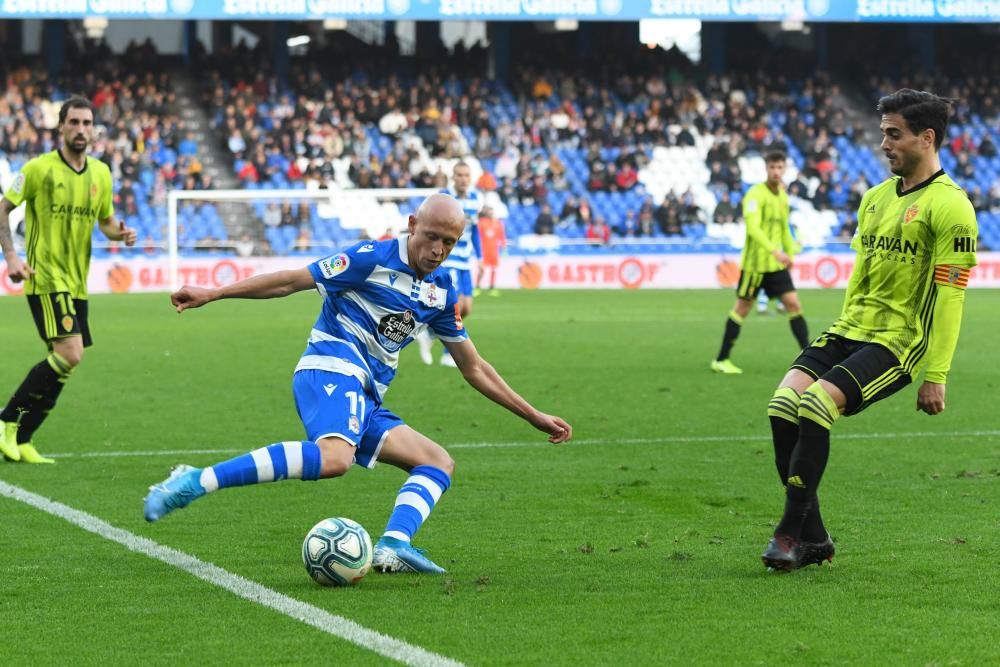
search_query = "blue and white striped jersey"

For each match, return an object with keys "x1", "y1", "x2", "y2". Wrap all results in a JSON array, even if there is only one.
[
  {"x1": 441, "y1": 187, "x2": 482, "y2": 271},
  {"x1": 301, "y1": 236, "x2": 468, "y2": 400}
]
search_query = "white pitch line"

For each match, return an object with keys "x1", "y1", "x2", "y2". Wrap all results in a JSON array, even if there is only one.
[
  {"x1": 0, "y1": 480, "x2": 464, "y2": 667},
  {"x1": 43, "y1": 429, "x2": 1000, "y2": 460}
]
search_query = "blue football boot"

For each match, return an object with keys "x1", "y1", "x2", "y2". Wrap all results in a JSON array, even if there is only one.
[
  {"x1": 144, "y1": 464, "x2": 206, "y2": 522},
  {"x1": 372, "y1": 536, "x2": 447, "y2": 574}
]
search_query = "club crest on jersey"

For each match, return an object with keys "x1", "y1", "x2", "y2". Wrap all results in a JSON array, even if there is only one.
[
  {"x1": 62, "y1": 315, "x2": 73, "y2": 332},
  {"x1": 376, "y1": 310, "x2": 416, "y2": 351},
  {"x1": 90, "y1": 183, "x2": 99, "y2": 198},
  {"x1": 318, "y1": 254, "x2": 349, "y2": 278},
  {"x1": 904, "y1": 205, "x2": 920, "y2": 224},
  {"x1": 10, "y1": 173, "x2": 25, "y2": 195},
  {"x1": 419, "y1": 282, "x2": 446, "y2": 309},
  {"x1": 348, "y1": 415, "x2": 360, "y2": 434}
]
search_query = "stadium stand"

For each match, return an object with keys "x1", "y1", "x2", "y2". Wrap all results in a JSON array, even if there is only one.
[{"x1": 2, "y1": 34, "x2": 997, "y2": 256}]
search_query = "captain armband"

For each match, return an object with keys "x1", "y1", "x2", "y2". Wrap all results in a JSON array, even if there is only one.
[{"x1": 933, "y1": 265, "x2": 970, "y2": 289}]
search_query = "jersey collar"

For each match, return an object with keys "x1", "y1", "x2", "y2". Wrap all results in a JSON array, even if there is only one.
[
  {"x1": 397, "y1": 233, "x2": 411, "y2": 267},
  {"x1": 896, "y1": 168, "x2": 944, "y2": 197},
  {"x1": 56, "y1": 149, "x2": 88, "y2": 175}
]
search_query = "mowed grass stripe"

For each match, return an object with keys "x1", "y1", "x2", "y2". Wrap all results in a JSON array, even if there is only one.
[
  {"x1": 0, "y1": 479, "x2": 464, "y2": 667},
  {"x1": 43, "y1": 428, "x2": 1000, "y2": 459}
]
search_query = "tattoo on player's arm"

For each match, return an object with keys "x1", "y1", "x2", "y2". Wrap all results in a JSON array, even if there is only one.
[{"x1": 0, "y1": 201, "x2": 15, "y2": 253}]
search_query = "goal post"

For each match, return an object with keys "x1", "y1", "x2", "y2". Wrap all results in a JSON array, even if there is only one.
[{"x1": 166, "y1": 187, "x2": 438, "y2": 290}]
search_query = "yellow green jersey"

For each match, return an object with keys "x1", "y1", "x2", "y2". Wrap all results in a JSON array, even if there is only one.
[
  {"x1": 740, "y1": 182, "x2": 795, "y2": 273},
  {"x1": 829, "y1": 170, "x2": 977, "y2": 368},
  {"x1": 3, "y1": 150, "x2": 114, "y2": 299}
]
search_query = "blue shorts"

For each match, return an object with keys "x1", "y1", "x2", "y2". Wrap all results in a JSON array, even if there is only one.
[
  {"x1": 447, "y1": 268, "x2": 474, "y2": 298},
  {"x1": 292, "y1": 369, "x2": 405, "y2": 469}
]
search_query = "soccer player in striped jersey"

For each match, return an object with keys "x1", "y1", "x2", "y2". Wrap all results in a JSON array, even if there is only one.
[
  {"x1": 143, "y1": 194, "x2": 572, "y2": 574},
  {"x1": 762, "y1": 89, "x2": 978, "y2": 571},
  {"x1": 0, "y1": 96, "x2": 136, "y2": 464},
  {"x1": 416, "y1": 161, "x2": 483, "y2": 367},
  {"x1": 711, "y1": 151, "x2": 810, "y2": 374}
]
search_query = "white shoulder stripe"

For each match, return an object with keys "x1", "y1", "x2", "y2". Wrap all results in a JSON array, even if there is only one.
[{"x1": 366, "y1": 265, "x2": 414, "y2": 297}]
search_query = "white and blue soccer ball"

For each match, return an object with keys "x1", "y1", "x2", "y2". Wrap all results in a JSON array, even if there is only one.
[{"x1": 302, "y1": 517, "x2": 373, "y2": 586}]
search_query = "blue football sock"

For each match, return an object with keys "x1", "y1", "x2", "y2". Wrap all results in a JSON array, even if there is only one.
[
  {"x1": 200, "y1": 441, "x2": 322, "y2": 492},
  {"x1": 382, "y1": 465, "x2": 451, "y2": 543}
]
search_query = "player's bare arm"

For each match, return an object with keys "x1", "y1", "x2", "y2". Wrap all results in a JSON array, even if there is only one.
[
  {"x1": 772, "y1": 248, "x2": 792, "y2": 268},
  {"x1": 0, "y1": 198, "x2": 34, "y2": 282},
  {"x1": 444, "y1": 338, "x2": 573, "y2": 443},
  {"x1": 172, "y1": 267, "x2": 316, "y2": 312},
  {"x1": 98, "y1": 216, "x2": 137, "y2": 246}
]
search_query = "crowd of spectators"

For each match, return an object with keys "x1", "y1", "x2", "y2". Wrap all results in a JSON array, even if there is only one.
[
  {"x1": 3, "y1": 32, "x2": 1000, "y2": 254},
  {"x1": 1, "y1": 38, "x2": 218, "y2": 252}
]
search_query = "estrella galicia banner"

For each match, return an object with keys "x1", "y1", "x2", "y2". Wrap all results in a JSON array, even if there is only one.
[{"x1": 1, "y1": 0, "x2": 998, "y2": 22}]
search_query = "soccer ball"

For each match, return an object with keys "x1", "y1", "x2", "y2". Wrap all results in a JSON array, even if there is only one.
[{"x1": 302, "y1": 517, "x2": 373, "y2": 586}]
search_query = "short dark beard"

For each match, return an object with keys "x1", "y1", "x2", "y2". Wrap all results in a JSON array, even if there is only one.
[
  {"x1": 64, "y1": 139, "x2": 88, "y2": 158},
  {"x1": 889, "y1": 151, "x2": 919, "y2": 178}
]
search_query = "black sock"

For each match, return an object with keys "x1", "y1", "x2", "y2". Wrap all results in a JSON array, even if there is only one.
[
  {"x1": 801, "y1": 498, "x2": 828, "y2": 543},
  {"x1": 769, "y1": 416, "x2": 798, "y2": 484},
  {"x1": 774, "y1": 419, "x2": 830, "y2": 538},
  {"x1": 1, "y1": 356, "x2": 69, "y2": 443},
  {"x1": 789, "y1": 314, "x2": 810, "y2": 349},
  {"x1": 716, "y1": 314, "x2": 742, "y2": 361}
]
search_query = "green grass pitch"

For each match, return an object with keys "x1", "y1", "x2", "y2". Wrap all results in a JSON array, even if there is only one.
[{"x1": 1, "y1": 288, "x2": 998, "y2": 666}]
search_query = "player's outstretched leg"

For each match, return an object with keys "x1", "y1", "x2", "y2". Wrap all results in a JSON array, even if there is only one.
[
  {"x1": 789, "y1": 312, "x2": 810, "y2": 350},
  {"x1": 144, "y1": 440, "x2": 324, "y2": 522},
  {"x1": 415, "y1": 330, "x2": 434, "y2": 366},
  {"x1": 143, "y1": 464, "x2": 206, "y2": 521},
  {"x1": 373, "y1": 464, "x2": 452, "y2": 574},
  {"x1": 439, "y1": 348, "x2": 458, "y2": 368},
  {"x1": 757, "y1": 292, "x2": 771, "y2": 315},
  {"x1": 0, "y1": 420, "x2": 21, "y2": 462},
  {"x1": 797, "y1": 534, "x2": 835, "y2": 568},
  {"x1": 763, "y1": 383, "x2": 837, "y2": 570},
  {"x1": 711, "y1": 310, "x2": 744, "y2": 374},
  {"x1": 1, "y1": 352, "x2": 74, "y2": 463}
]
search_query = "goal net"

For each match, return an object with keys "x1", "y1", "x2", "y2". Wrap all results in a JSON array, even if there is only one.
[{"x1": 166, "y1": 187, "x2": 438, "y2": 290}]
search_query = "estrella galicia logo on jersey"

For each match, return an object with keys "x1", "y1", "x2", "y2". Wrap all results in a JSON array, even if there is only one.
[
  {"x1": 953, "y1": 237, "x2": 976, "y2": 253},
  {"x1": 903, "y1": 204, "x2": 919, "y2": 224},
  {"x1": 376, "y1": 310, "x2": 416, "y2": 351},
  {"x1": 318, "y1": 254, "x2": 349, "y2": 278}
]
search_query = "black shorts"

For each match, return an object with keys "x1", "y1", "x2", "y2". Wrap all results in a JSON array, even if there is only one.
[
  {"x1": 27, "y1": 293, "x2": 92, "y2": 348},
  {"x1": 790, "y1": 332, "x2": 910, "y2": 416},
  {"x1": 736, "y1": 269, "x2": 795, "y2": 301}
]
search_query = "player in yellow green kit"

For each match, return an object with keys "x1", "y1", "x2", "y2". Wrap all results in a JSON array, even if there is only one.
[
  {"x1": 762, "y1": 89, "x2": 978, "y2": 571},
  {"x1": 711, "y1": 151, "x2": 810, "y2": 374},
  {"x1": 0, "y1": 96, "x2": 136, "y2": 463}
]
